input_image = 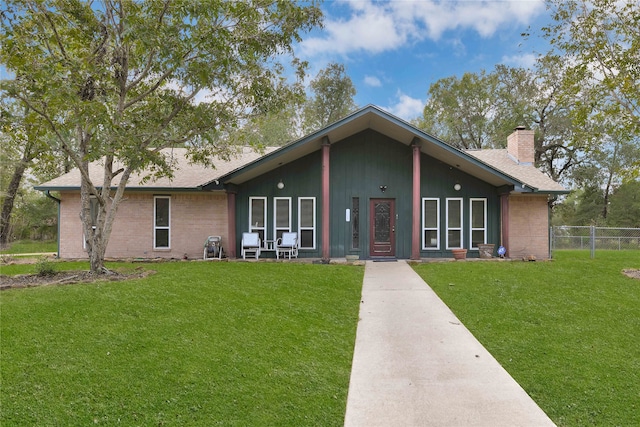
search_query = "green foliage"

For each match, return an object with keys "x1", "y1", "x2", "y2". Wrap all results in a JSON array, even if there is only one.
[
  {"x1": 0, "y1": 98, "x2": 64, "y2": 244},
  {"x1": 303, "y1": 62, "x2": 358, "y2": 133},
  {"x1": 417, "y1": 70, "x2": 500, "y2": 150},
  {"x1": 413, "y1": 251, "x2": 640, "y2": 426},
  {"x1": 227, "y1": 100, "x2": 304, "y2": 148},
  {"x1": 543, "y1": 0, "x2": 640, "y2": 179},
  {"x1": 605, "y1": 181, "x2": 640, "y2": 228},
  {"x1": 1, "y1": 262, "x2": 363, "y2": 426},
  {"x1": 414, "y1": 62, "x2": 581, "y2": 184},
  {"x1": 552, "y1": 180, "x2": 640, "y2": 227},
  {"x1": 0, "y1": 0, "x2": 322, "y2": 272},
  {"x1": 34, "y1": 256, "x2": 56, "y2": 276},
  {"x1": 5, "y1": 190, "x2": 57, "y2": 241}
]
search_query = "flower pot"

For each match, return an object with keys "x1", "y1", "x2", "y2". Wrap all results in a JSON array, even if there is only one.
[
  {"x1": 451, "y1": 248, "x2": 467, "y2": 260},
  {"x1": 477, "y1": 243, "x2": 495, "y2": 259}
]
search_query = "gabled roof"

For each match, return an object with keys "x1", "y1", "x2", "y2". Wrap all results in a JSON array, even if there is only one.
[
  {"x1": 36, "y1": 105, "x2": 568, "y2": 195},
  {"x1": 35, "y1": 147, "x2": 273, "y2": 192},
  {"x1": 466, "y1": 149, "x2": 566, "y2": 193},
  {"x1": 210, "y1": 105, "x2": 568, "y2": 194}
]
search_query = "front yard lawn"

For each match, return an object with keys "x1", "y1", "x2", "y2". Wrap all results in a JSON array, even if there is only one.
[
  {"x1": 413, "y1": 250, "x2": 640, "y2": 427},
  {"x1": 1, "y1": 262, "x2": 363, "y2": 426},
  {"x1": 0, "y1": 239, "x2": 57, "y2": 255}
]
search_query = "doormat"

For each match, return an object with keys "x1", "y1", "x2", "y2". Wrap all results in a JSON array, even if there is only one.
[{"x1": 372, "y1": 259, "x2": 398, "y2": 262}]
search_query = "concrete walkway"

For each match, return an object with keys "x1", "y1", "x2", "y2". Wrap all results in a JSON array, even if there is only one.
[{"x1": 344, "y1": 260, "x2": 555, "y2": 427}]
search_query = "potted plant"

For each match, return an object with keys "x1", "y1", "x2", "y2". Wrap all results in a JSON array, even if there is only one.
[
  {"x1": 477, "y1": 243, "x2": 495, "y2": 259},
  {"x1": 451, "y1": 248, "x2": 467, "y2": 260}
]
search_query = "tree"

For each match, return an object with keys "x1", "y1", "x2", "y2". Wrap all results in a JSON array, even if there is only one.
[
  {"x1": 606, "y1": 181, "x2": 640, "y2": 228},
  {"x1": 228, "y1": 99, "x2": 304, "y2": 148},
  {"x1": 303, "y1": 62, "x2": 357, "y2": 133},
  {"x1": 415, "y1": 63, "x2": 583, "y2": 184},
  {"x1": 0, "y1": 99, "x2": 57, "y2": 246},
  {"x1": 417, "y1": 71, "x2": 501, "y2": 150},
  {"x1": 543, "y1": 0, "x2": 640, "y2": 179},
  {"x1": 1, "y1": 0, "x2": 322, "y2": 273}
]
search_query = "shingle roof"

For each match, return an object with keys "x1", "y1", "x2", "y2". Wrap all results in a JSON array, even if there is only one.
[
  {"x1": 465, "y1": 149, "x2": 567, "y2": 193},
  {"x1": 35, "y1": 106, "x2": 567, "y2": 196},
  {"x1": 35, "y1": 147, "x2": 274, "y2": 190}
]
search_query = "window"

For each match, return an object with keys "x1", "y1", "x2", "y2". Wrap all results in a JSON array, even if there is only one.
[
  {"x1": 422, "y1": 198, "x2": 440, "y2": 250},
  {"x1": 470, "y1": 198, "x2": 487, "y2": 249},
  {"x1": 446, "y1": 198, "x2": 463, "y2": 249},
  {"x1": 249, "y1": 197, "x2": 267, "y2": 242},
  {"x1": 298, "y1": 197, "x2": 316, "y2": 249},
  {"x1": 154, "y1": 196, "x2": 170, "y2": 249},
  {"x1": 351, "y1": 197, "x2": 360, "y2": 249},
  {"x1": 274, "y1": 197, "x2": 291, "y2": 241}
]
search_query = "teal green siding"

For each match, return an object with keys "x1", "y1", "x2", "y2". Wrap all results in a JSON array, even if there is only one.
[
  {"x1": 419, "y1": 153, "x2": 500, "y2": 258},
  {"x1": 233, "y1": 129, "x2": 501, "y2": 259},
  {"x1": 329, "y1": 130, "x2": 413, "y2": 258},
  {"x1": 235, "y1": 151, "x2": 322, "y2": 258}
]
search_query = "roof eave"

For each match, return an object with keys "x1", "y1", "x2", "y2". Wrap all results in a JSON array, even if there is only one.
[{"x1": 34, "y1": 185, "x2": 211, "y2": 193}]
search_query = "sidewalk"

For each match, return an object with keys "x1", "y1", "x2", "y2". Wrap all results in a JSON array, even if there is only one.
[{"x1": 344, "y1": 260, "x2": 555, "y2": 427}]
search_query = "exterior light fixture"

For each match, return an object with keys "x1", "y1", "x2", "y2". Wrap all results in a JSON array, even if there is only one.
[
  {"x1": 379, "y1": 185, "x2": 387, "y2": 193},
  {"x1": 277, "y1": 180, "x2": 285, "y2": 190},
  {"x1": 454, "y1": 183, "x2": 461, "y2": 191}
]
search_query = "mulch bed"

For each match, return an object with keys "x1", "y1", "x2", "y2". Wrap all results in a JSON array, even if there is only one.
[{"x1": 0, "y1": 268, "x2": 153, "y2": 290}]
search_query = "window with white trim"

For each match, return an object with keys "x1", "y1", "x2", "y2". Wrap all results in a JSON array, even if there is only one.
[
  {"x1": 446, "y1": 198, "x2": 463, "y2": 249},
  {"x1": 422, "y1": 198, "x2": 440, "y2": 250},
  {"x1": 249, "y1": 197, "x2": 267, "y2": 243},
  {"x1": 154, "y1": 196, "x2": 170, "y2": 249},
  {"x1": 298, "y1": 197, "x2": 316, "y2": 249},
  {"x1": 274, "y1": 197, "x2": 291, "y2": 241},
  {"x1": 470, "y1": 198, "x2": 487, "y2": 249}
]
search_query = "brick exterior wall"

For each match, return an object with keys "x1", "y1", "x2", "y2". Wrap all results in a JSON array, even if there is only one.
[
  {"x1": 58, "y1": 191, "x2": 228, "y2": 260},
  {"x1": 508, "y1": 194, "x2": 550, "y2": 260}
]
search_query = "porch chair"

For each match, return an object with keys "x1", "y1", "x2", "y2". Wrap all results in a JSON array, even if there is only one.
[
  {"x1": 276, "y1": 232, "x2": 299, "y2": 260},
  {"x1": 241, "y1": 232, "x2": 261, "y2": 260},
  {"x1": 203, "y1": 236, "x2": 224, "y2": 260}
]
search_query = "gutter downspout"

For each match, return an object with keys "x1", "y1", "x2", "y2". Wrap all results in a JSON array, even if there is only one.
[{"x1": 44, "y1": 191, "x2": 61, "y2": 258}]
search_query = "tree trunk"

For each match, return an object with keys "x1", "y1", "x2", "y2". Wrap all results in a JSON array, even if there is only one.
[
  {"x1": 0, "y1": 162, "x2": 27, "y2": 246},
  {"x1": 0, "y1": 141, "x2": 35, "y2": 246},
  {"x1": 602, "y1": 142, "x2": 620, "y2": 220}
]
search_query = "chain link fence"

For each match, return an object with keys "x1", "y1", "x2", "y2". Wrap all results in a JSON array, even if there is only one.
[{"x1": 551, "y1": 226, "x2": 640, "y2": 258}]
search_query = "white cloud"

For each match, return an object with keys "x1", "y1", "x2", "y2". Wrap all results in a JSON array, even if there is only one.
[
  {"x1": 299, "y1": 0, "x2": 545, "y2": 57},
  {"x1": 501, "y1": 53, "x2": 539, "y2": 69},
  {"x1": 364, "y1": 75, "x2": 382, "y2": 87},
  {"x1": 386, "y1": 92, "x2": 424, "y2": 121},
  {"x1": 301, "y1": 2, "x2": 406, "y2": 56}
]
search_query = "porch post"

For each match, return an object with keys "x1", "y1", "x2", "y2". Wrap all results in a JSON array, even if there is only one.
[
  {"x1": 500, "y1": 192, "x2": 510, "y2": 258},
  {"x1": 411, "y1": 138, "x2": 421, "y2": 260},
  {"x1": 321, "y1": 137, "x2": 330, "y2": 262},
  {"x1": 226, "y1": 187, "x2": 237, "y2": 258}
]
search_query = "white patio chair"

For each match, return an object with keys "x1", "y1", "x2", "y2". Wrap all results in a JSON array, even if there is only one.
[
  {"x1": 203, "y1": 236, "x2": 223, "y2": 260},
  {"x1": 276, "y1": 232, "x2": 299, "y2": 260},
  {"x1": 241, "y1": 232, "x2": 261, "y2": 260}
]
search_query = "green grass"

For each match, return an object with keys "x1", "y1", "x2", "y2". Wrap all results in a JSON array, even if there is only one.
[
  {"x1": 413, "y1": 250, "x2": 640, "y2": 427},
  {"x1": 1, "y1": 262, "x2": 364, "y2": 426},
  {"x1": 0, "y1": 239, "x2": 57, "y2": 255}
]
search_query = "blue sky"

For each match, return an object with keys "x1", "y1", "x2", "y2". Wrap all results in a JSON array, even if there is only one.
[
  {"x1": 295, "y1": 0, "x2": 553, "y2": 121},
  {"x1": 0, "y1": 1, "x2": 554, "y2": 123}
]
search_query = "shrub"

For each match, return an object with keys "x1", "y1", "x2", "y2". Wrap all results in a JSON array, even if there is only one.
[{"x1": 35, "y1": 256, "x2": 56, "y2": 277}]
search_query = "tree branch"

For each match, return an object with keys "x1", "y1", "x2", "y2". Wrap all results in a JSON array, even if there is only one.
[{"x1": 122, "y1": 67, "x2": 174, "y2": 110}]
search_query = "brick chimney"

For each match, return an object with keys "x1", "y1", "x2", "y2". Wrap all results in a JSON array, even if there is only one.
[{"x1": 507, "y1": 126, "x2": 535, "y2": 165}]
